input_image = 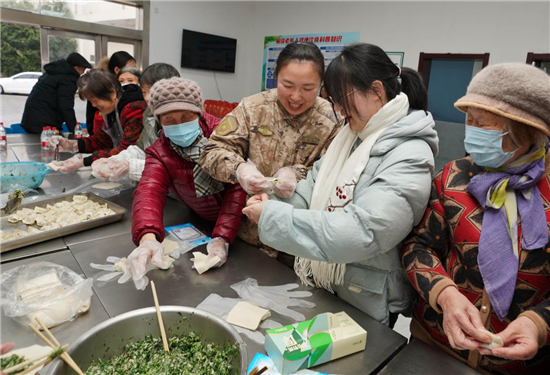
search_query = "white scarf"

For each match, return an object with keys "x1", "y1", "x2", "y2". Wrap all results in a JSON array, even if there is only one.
[{"x1": 294, "y1": 93, "x2": 410, "y2": 292}]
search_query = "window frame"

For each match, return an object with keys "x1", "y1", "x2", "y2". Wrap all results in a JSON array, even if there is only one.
[{"x1": 418, "y1": 53, "x2": 490, "y2": 89}]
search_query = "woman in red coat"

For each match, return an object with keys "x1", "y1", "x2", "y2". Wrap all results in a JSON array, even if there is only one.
[
  {"x1": 131, "y1": 77, "x2": 246, "y2": 274},
  {"x1": 48, "y1": 68, "x2": 145, "y2": 172}
]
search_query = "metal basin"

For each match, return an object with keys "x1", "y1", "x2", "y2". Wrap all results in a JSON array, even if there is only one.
[{"x1": 47, "y1": 306, "x2": 247, "y2": 375}]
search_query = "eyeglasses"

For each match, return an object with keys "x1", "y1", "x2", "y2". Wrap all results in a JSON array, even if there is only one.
[{"x1": 326, "y1": 89, "x2": 358, "y2": 120}]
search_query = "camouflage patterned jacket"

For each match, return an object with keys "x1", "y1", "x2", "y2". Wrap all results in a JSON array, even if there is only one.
[
  {"x1": 199, "y1": 89, "x2": 342, "y2": 254},
  {"x1": 199, "y1": 89, "x2": 341, "y2": 184}
]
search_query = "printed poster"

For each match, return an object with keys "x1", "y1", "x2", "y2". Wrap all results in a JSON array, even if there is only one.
[{"x1": 261, "y1": 32, "x2": 360, "y2": 91}]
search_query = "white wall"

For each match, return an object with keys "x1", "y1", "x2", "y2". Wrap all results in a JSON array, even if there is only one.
[
  {"x1": 150, "y1": 1, "x2": 550, "y2": 102},
  {"x1": 149, "y1": 0, "x2": 257, "y2": 103}
]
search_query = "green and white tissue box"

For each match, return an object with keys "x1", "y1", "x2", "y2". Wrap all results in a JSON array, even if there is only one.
[{"x1": 265, "y1": 312, "x2": 367, "y2": 374}]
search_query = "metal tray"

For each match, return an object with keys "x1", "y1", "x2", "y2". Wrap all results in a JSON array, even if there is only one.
[{"x1": 0, "y1": 192, "x2": 128, "y2": 252}]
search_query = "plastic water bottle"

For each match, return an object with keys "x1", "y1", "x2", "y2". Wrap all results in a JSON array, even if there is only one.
[
  {"x1": 41, "y1": 127, "x2": 49, "y2": 149},
  {"x1": 74, "y1": 122, "x2": 83, "y2": 139},
  {"x1": 0, "y1": 122, "x2": 7, "y2": 148}
]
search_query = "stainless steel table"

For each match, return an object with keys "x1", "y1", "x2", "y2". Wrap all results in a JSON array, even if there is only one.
[
  {"x1": 0, "y1": 238, "x2": 68, "y2": 263},
  {"x1": 0, "y1": 250, "x2": 110, "y2": 350},
  {"x1": 378, "y1": 339, "x2": 482, "y2": 375},
  {"x1": 71, "y1": 233, "x2": 407, "y2": 374},
  {"x1": 0, "y1": 146, "x2": 19, "y2": 162},
  {"x1": 5, "y1": 133, "x2": 41, "y2": 146}
]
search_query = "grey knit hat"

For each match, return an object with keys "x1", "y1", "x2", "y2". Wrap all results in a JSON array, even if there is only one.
[
  {"x1": 148, "y1": 77, "x2": 203, "y2": 117},
  {"x1": 455, "y1": 63, "x2": 550, "y2": 135}
]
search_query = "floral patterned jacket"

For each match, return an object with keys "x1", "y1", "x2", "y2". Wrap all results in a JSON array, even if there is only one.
[{"x1": 402, "y1": 157, "x2": 550, "y2": 375}]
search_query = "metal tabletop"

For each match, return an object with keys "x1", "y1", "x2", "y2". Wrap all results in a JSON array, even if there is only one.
[
  {"x1": 378, "y1": 338, "x2": 482, "y2": 375},
  {"x1": 71, "y1": 233, "x2": 407, "y2": 375},
  {"x1": 0, "y1": 146, "x2": 19, "y2": 162},
  {"x1": 6, "y1": 133, "x2": 41, "y2": 146}
]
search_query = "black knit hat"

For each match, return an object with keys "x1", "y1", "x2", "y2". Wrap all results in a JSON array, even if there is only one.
[{"x1": 66, "y1": 52, "x2": 92, "y2": 69}]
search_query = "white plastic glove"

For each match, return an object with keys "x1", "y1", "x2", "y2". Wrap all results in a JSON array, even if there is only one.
[
  {"x1": 230, "y1": 278, "x2": 315, "y2": 321},
  {"x1": 236, "y1": 159, "x2": 270, "y2": 194},
  {"x1": 92, "y1": 158, "x2": 129, "y2": 181},
  {"x1": 127, "y1": 240, "x2": 175, "y2": 290},
  {"x1": 191, "y1": 238, "x2": 229, "y2": 274},
  {"x1": 272, "y1": 167, "x2": 297, "y2": 198},
  {"x1": 53, "y1": 154, "x2": 84, "y2": 173},
  {"x1": 196, "y1": 293, "x2": 282, "y2": 345},
  {"x1": 90, "y1": 256, "x2": 132, "y2": 284},
  {"x1": 48, "y1": 135, "x2": 78, "y2": 152}
]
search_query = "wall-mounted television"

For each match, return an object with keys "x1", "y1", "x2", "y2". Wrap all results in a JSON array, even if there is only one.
[{"x1": 181, "y1": 29, "x2": 237, "y2": 73}]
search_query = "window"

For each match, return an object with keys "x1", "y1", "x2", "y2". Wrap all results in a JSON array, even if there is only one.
[{"x1": 526, "y1": 53, "x2": 550, "y2": 74}]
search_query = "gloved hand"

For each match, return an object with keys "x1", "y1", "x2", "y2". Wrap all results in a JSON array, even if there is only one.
[
  {"x1": 92, "y1": 158, "x2": 129, "y2": 181},
  {"x1": 230, "y1": 278, "x2": 315, "y2": 321},
  {"x1": 90, "y1": 256, "x2": 131, "y2": 284},
  {"x1": 53, "y1": 155, "x2": 84, "y2": 173},
  {"x1": 236, "y1": 159, "x2": 270, "y2": 194},
  {"x1": 48, "y1": 135, "x2": 78, "y2": 152},
  {"x1": 272, "y1": 167, "x2": 297, "y2": 198},
  {"x1": 196, "y1": 293, "x2": 282, "y2": 345},
  {"x1": 206, "y1": 238, "x2": 229, "y2": 267},
  {"x1": 127, "y1": 240, "x2": 175, "y2": 290}
]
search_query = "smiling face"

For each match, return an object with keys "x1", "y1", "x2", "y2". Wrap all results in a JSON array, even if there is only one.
[
  {"x1": 118, "y1": 72, "x2": 139, "y2": 86},
  {"x1": 159, "y1": 110, "x2": 199, "y2": 126},
  {"x1": 332, "y1": 81, "x2": 386, "y2": 132},
  {"x1": 276, "y1": 61, "x2": 321, "y2": 116},
  {"x1": 88, "y1": 90, "x2": 117, "y2": 115}
]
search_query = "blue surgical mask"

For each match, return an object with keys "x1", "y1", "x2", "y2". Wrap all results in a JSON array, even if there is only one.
[
  {"x1": 163, "y1": 118, "x2": 200, "y2": 147},
  {"x1": 464, "y1": 125, "x2": 516, "y2": 168}
]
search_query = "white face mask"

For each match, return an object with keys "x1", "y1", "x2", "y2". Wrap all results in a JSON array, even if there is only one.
[{"x1": 464, "y1": 126, "x2": 517, "y2": 168}]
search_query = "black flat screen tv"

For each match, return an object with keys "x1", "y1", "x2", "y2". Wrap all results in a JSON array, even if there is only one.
[{"x1": 181, "y1": 29, "x2": 237, "y2": 73}]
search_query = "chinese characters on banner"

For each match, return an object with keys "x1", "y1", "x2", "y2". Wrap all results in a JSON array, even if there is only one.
[{"x1": 261, "y1": 32, "x2": 360, "y2": 91}]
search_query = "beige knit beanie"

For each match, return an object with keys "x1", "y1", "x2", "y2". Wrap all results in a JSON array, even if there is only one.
[
  {"x1": 148, "y1": 77, "x2": 203, "y2": 117},
  {"x1": 455, "y1": 63, "x2": 550, "y2": 135}
]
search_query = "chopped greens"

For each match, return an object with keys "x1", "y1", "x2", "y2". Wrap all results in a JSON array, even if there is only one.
[
  {"x1": 0, "y1": 353, "x2": 28, "y2": 373},
  {"x1": 85, "y1": 332, "x2": 238, "y2": 375}
]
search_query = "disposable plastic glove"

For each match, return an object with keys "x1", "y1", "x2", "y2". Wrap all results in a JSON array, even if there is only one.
[
  {"x1": 236, "y1": 159, "x2": 270, "y2": 194},
  {"x1": 230, "y1": 278, "x2": 315, "y2": 321},
  {"x1": 53, "y1": 155, "x2": 84, "y2": 173},
  {"x1": 48, "y1": 135, "x2": 78, "y2": 152},
  {"x1": 90, "y1": 256, "x2": 132, "y2": 284},
  {"x1": 196, "y1": 293, "x2": 282, "y2": 345},
  {"x1": 272, "y1": 167, "x2": 297, "y2": 198},
  {"x1": 92, "y1": 158, "x2": 129, "y2": 181},
  {"x1": 127, "y1": 240, "x2": 175, "y2": 290},
  {"x1": 206, "y1": 238, "x2": 229, "y2": 267}
]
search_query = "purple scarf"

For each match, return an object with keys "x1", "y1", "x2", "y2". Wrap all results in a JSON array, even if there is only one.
[{"x1": 467, "y1": 149, "x2": 548, "y2": 320}]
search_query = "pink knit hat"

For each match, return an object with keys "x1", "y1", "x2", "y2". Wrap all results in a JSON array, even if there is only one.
[
  {"x1": 455, "y1": 63, "x2": 550, "y2": 135},
  {"x1": 148, "y1": 77, "x2": 203, "y2": 117}
]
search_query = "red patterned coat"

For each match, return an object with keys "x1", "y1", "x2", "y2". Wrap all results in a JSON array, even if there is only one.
[
  {"x1": 403, "y1": 157, "x2": 550, "y2": 375},
  {"x1": 132, "y1": 113, "x2": 246, "y2": 246}
]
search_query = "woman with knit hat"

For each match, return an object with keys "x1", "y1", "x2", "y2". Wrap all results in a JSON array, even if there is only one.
[
  {"x1": 403, "y1": 63, "x2": 550, "y2": 374},
  {"x1": 130, "y1": 77, "x2": 246, "y2": 280}
]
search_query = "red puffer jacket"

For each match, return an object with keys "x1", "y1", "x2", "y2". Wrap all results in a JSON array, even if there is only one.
[{"x1": 132, "y1": 112, "x2": 246, "y2": 246}]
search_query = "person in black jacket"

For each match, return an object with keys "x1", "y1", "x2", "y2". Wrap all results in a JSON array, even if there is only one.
[{"x1": 21, "y1": 52, "x2": 92, "y2": 134}]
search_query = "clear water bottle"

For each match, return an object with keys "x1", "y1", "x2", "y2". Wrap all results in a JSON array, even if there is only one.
[
  {"x1": 0, "y1": 122, "x2": 7, "y2": 148},
  {"x1": 74, "y1": 122, "x2": 83, "y2": 139},
  {"x1": 41, "y1": 127, "x2": 49, "y2": 149}
]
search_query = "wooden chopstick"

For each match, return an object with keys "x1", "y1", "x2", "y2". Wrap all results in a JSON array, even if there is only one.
[
  {"x1": 29, "y1": 320, "x2": 85, "y2": 375},
  {"x1": 150, "y1": 281, "x2": 170, "y2": 352},
  {"x1": 253, "y1": 366, "x2": 268, "y2": 375},
  {"x1": 6, "y1": 344, "x2": 68, "y2": 375}
]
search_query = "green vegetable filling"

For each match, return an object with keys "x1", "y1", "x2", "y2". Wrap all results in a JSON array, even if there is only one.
[{"x1": 85, "y1": 332, "x2": 238, "y2": 375}]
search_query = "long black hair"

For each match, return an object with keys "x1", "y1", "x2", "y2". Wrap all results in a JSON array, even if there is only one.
[
  {"x1": 275, "y1": 41, "x2": 325, "y2": 82},
  {"x1": 108, "y1": 51, "x2": 135, "y2": 74},
  {"x1": 324, "y1": 43, "x2": 428, "y2": 115}
]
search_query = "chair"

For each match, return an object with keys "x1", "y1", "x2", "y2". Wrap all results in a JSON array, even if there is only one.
[
  {"x1": 9, "y1": 123, "x2": 26, "y2": 134},
  {"x1": 4, "y1": 127, "x2": 13, "y2": 134}
]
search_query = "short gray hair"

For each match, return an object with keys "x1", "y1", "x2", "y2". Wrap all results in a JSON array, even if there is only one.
[
  {"x1": 117, "y1": 66, "x2": 141, "y2": 80},
  {"x1": 504, "y1": 117, "x2": 547, "y2": 149}
]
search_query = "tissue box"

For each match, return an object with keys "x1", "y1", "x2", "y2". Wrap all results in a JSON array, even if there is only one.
[{"x1": 265, "y1": 312, "x2": 367, "y2": 374}]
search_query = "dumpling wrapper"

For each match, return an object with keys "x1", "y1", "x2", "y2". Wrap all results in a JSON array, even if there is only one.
[
  {"x1": 162, "y1": 239, "x2": 179, "y2": 255},
  {"x1": 92, "y1": 182, "x2": 122, "y2": 190},
  {"x1": 191, "y1": 251, "x2": 221, "y2": 275},
  {"x1": 478, "y1": 328, "x2": 504, "y2": 349},
  {"x1": 47, "y1": 162, "x2": 61, "y2": 171},
  {"x1": 226, "y1": 301, "x2": 271, "y2": 331},
  {"x1": 73, "y1": 195, "x2": 88, "y2": 204}
]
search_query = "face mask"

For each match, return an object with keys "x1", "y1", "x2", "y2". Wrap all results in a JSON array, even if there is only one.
[
  {"x1": 464, "y1": 125, "x2": 516, "y2": 168},
  {"x1": 163, "y1": 118, "x2": 200, "y2": 147}
]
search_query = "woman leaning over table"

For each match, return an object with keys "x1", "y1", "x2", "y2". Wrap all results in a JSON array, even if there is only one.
[
  {"x1": 199, "y1": 41, "x2": 342, "y2": 267},
  {"x1": 48, "y1": 69, "x2": 145, "y2": 173},
  {"x1": 243, "y1": 43, "x2": 439, "y2": 326},
  {"x1": 402, "y1": 63, "x2": 550, "y2": 374}
]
